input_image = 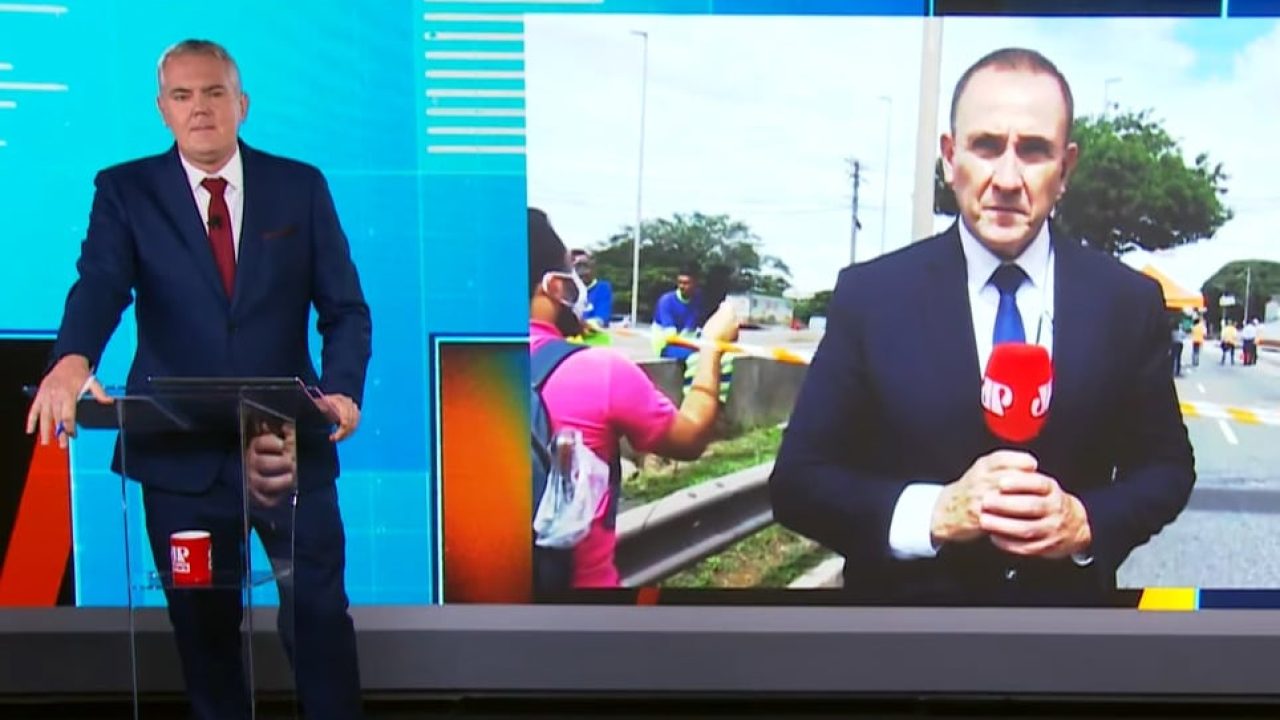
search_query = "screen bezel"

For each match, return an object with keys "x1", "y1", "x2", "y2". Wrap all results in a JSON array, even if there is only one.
[{"x1": 3, "y1": 604, "x2": 1278, "y2": 697}]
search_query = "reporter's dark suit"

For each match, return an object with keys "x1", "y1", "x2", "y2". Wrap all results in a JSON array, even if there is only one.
[
  {"x1": 769, "y1": 223, "x2": 1194, "y2": 605},
  {"x1": 51, "y1": 142, "x2": 371, "y2": 718}
]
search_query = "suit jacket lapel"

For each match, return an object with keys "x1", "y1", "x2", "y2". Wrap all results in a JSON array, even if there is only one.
[
  {"x1": 231, "y1": 142, "x2": 263, "y2": 315},
  {"x1": 921, "y1": 225, "x2": 987, "y2": 446},
  {"x1": 155, "y1": 146, "x2": 230, "y2": 308},
  {"x1": 1037, "y1": 231, "x2": 1097, "y2": 450}
]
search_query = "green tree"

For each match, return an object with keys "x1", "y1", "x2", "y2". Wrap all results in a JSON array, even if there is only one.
[
  {"x1": 589, "y1": 212, "x2": 792, "y2": 320},
  {"x1": 792, "y1": 289, "x2": 834, "y2": 323},
  {"x1": 934, "y1": 110, "x2": 1232, "y2": 256},
  {"x1": 1201, "y1": 261, "x2": 1280, "y2": 327}
]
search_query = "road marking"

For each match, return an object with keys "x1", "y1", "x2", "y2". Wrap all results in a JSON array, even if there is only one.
[
  {"x1": 1180, "y1": 400, "x2": 1280, "y2": 427},
  {"x1": 1218, "y1": 419, "x2": 1239, "y2": 446},
  {"x1": 1227, "y1": 407, "x2": 1261, "y2": 425},
  {"x1": 1197, "y1": 383, "x2": 1206, "y2": 395}
]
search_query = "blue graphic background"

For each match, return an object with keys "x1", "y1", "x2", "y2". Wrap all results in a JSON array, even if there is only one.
[{"x1": 0, "y1": 2, "x2": 467, "y2": 606}]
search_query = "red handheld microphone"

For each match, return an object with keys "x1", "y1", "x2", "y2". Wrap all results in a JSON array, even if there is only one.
[{"x1": 981, "y1": 343, "x2": 1053, "y2": 443}]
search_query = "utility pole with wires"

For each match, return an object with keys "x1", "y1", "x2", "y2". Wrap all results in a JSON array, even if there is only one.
[{"x1": 848, "y1": 158, "x2": 862, "y2": 265}]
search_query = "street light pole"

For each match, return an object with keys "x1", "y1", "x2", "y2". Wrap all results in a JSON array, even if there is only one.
[
  {"x1": 878, "y1": 95, "x2": 892, "y2": 257},
  {"x1": 629, "y1": 30, "x2": 649, "y2": 328},
  {"x1": 1103, "y1": 76, "x2": 1121, "y2": 117},
  {"x1": 911, "y1": 18, "x2": 943, "y2": 242}
]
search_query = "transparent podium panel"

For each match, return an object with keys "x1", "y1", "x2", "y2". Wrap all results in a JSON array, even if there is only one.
[{"x1": 75, "y1": 377, "x2": 335, "y2": 719}]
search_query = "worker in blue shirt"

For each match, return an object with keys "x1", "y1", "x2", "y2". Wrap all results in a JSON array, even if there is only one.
[
  {"x1": 651, "y1": 265, "x2": 734, "y2": 403},
  {"x1": 651, "y1": 265, "x2": 705, "y2": 361},
  {"x1": 572, "y1": 250, "x2": 613, "y2": 329},
  {"x1": 569, "y1": 249, "x2": 613, "y2": 347}
]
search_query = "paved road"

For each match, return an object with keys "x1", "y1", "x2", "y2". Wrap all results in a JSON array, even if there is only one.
[{"x1": 1117, "y1": 345, "x2": 1280, "y2": 589}]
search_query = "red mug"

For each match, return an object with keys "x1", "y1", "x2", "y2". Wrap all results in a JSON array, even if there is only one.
[{"x1": 170, "y1": 530, "x2": 212, "y2": 587}]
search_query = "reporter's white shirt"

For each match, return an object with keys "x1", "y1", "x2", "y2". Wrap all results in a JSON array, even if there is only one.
[{"x1": 887, "y1": 220, "x2": 1054, "y2": 559}]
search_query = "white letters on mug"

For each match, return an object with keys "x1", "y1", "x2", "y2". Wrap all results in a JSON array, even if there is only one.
[{"x1": 171, "y1": 546, "x2": 191, "y2": 574}]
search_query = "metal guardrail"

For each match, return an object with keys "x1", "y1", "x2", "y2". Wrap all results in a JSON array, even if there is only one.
[{"x1": 614, "y1": 461, "x2": 774, "y2": 587}]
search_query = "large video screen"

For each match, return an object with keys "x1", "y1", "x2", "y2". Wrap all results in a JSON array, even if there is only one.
[
  {"x1": 3, "y1": 0, "x2": 1280, "y2": 621},
  {"x1": 446, "y1": 5, "x2": 1280, "y2": 609}
]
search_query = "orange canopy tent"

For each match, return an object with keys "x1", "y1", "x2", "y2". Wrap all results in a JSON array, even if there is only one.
[{"x1": 1141, "y1": 264, "x2": 1205, "y2": 310}]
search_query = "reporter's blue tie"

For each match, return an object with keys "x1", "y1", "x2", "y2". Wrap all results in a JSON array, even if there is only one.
[{"x1": 990, "y1": 264, "x2": 1027, "y2": 345}]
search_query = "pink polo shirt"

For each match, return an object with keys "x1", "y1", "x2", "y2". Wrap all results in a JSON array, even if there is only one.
[{"x1": 531, "y1": 320, "x2": 678, "y2": 587}]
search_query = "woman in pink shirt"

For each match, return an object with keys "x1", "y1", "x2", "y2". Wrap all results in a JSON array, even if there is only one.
[{"x1": 529, "y1": 208, "x2": 739, "y2": 587}]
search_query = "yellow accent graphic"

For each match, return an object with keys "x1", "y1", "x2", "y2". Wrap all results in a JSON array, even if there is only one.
[{"x1": 1137, "y1": 587, "x2": 1197, "y2": 611}]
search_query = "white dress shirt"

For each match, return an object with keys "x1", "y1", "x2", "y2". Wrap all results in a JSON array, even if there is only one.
[
  {"x1": 888, "y1": 220, "x2": 1055, "y2": 559},
  {"x1": 178, "y1": 147, "x2": 245, "y2": 260}
]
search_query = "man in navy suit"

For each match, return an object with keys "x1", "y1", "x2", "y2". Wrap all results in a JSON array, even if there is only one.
[
  {"x1": 26, "y1": 40, "x2": 370, "y2": 717},
  {"x1": 770, "y1": 48, "x2": 1194, "y2": 605}
]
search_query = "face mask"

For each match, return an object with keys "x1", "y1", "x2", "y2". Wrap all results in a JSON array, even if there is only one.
[{"x1": 542, "y1": 271, "x2": 589, "y2": 319}]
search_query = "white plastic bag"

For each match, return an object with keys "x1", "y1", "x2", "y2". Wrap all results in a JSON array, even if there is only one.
[{"x1": 533, "y1": 428, "x2": 609, "y2": 549}]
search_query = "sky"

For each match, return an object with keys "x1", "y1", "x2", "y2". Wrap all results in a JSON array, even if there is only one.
[{"x1": 525, "y1": 14, "x2": 1280, "y2": 297}]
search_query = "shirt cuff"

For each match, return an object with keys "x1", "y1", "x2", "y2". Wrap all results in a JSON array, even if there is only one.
[{"x1": 889, "y1": 483, "x2": 943, "y2": 560}]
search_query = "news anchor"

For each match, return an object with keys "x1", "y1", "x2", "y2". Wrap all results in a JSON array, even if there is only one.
[
  {"x1": 24, "y1": 40, "x2": 370, "y2": 718},
  {"x1": 769, "y1": 48, "x2": 1194, "y2": 605}
]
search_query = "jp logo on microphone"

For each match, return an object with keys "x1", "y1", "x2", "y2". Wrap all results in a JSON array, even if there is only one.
[{"x1": 981, "y1": 343, "x2": 1053, "y2": 443}]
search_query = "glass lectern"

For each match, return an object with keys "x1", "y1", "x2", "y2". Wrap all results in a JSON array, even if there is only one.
[{"x1": 71, "y1": 377, "x2": 336, "y2": 719}]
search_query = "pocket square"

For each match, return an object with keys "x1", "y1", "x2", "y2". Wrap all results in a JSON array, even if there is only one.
[{"x1": 263, "y1": 225, "x2": 297, "y2": 240}]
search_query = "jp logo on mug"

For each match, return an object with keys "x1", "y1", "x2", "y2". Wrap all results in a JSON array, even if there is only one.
[{"x1": 170, "y1": 530, "x2": 212, "y2": 587}]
